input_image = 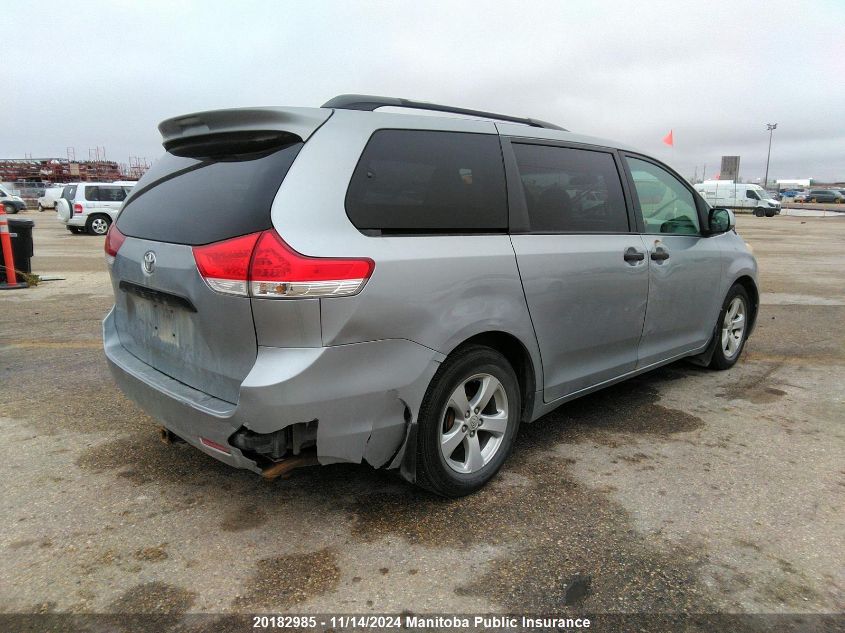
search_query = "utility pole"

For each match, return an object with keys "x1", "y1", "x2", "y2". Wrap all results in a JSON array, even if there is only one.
[{"x1": 764, "y1": 123, "x2": 777, "y2": 189}]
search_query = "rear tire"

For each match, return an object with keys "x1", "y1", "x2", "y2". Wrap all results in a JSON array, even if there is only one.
[
  {"x1": 3, "y1": 203, "x2": 17, "y2": 215},
  {"x1": 86, "y1": 215, "x2": 111, "y2": 235},
  {"x1": 416, "y1": 345, "x2": 521, "y2": 497},
  {"x1": 709, "y1": 284, "x2": 751, "y2": 370}
]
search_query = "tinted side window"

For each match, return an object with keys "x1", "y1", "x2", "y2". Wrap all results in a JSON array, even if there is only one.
[
  {"x1": 512, "y1": 144, "x2": 629, "y2": 233},
  {"x1": 98, "y1": 186, "x2": 127, "y2": 202},
  {"x1": 346, "y1": 130, "x2": 507, "y2": 233},
  {"x1": 84, "y1": 187, "x2": 100, "y2": 201},
  {"x1": 626, "y1": 157, "x2": 700, "y2": 235}
]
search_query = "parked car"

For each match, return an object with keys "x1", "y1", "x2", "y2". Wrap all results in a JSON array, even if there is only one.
[
  {"x1": 779, "y1": 189, "x2": 801, "y2": 199},
  {"x1": 103, "y1": 95, "x2": 759, "y2": 496},
  {"x1": 0, "y1": 184, "x2": 26, "y2": 214},
  {"x1": 55, "y1": 182, "x2": 134, "y2": 235},
  {"x1": 37, "y1": 185, "x2": 66, "y2": 211},
  {"x1": 693, "y1": 181, "x2": 781, "y2": 216},
  {"x1": 803, "y1": 189, "x2": 844, "y2": 203},
  {"x1": 793, "y1": 191, "x2": 810, "y2": 202}
]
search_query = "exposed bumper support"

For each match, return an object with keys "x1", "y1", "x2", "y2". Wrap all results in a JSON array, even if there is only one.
[{"x1": 104, "y1": 309, "x2": 442, "y2": 476}]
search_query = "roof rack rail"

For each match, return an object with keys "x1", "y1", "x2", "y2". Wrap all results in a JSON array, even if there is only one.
[{"x1": 321, "y1": 94, "x2": 566, "y2": 131}]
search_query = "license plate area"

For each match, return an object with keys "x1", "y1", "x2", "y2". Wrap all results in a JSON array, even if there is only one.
[
  {"x1": 136, "y1": 299, "x2": 178, "y2": 348},
  {"x1": 123, "y1": 292, "x2": 194, "y2": 353}
]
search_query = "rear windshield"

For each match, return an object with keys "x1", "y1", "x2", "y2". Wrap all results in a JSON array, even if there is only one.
[{"x1": 116, "y1": 142, "x2": 302, "y2": 245}]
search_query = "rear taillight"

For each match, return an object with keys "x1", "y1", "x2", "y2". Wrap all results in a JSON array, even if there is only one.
[
  {"x1": 104, "y1": 225, "x2": 126, "y2": 265},
  {"x1": 192, "y1": 230, "x2": 374, "y2": 299},
  {"x1": 249, "y1": 230, "x2": 374, "y2": 298},
  {"x1": 192, "y1": 232, "x2": 260, "y2": 296},
  {"x1": 73, "y1": 203, "x2": 83, "y2": 215}
]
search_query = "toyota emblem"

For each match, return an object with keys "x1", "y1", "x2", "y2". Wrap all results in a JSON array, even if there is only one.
[{"x1": 143, "y1": 251, "x2": 156, "y2": 274}]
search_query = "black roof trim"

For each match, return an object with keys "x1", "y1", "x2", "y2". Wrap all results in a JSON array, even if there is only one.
[{"x1": 321, "y1": 94, "x2": 566, "y2": 131}]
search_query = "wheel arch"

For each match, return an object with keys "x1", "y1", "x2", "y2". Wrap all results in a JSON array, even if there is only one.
[
  {"x1": 446, "y1": 331, "x2": 537, "y2": 425},
  {"x1": 86, "y1": 212, "x2": 112, "y2": 233},
  {"x1": 733, "y1": 275, "x2": 759, "y2": 334}
]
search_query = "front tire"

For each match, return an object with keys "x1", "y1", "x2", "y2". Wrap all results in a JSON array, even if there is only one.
[
  {"x1": 709, "y1": 284, "x2": 751, "y2": 370},
  {"x1": 3, "y1": 203, "x2": 17, "y2": 215},
  {"x1": 86, "y1": 215, "x2": 111, "y2": 235},
  {"x1": 754, "y1": 208, "x2": 765, "y2": 217},
  {"x1": 416, "y1": 345, "x2": 521, "y2": 497}
]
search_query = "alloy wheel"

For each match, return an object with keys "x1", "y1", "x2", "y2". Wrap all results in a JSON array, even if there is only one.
[
  {"x1": 91, "y1": 218, "x2": 109, "y2": 235},
  {"x1": 721, "y1": 296, "x2": 746, "y2": 360},
  {"x1": 439, "y1": 373, "x2": 509, "y2": 474}
]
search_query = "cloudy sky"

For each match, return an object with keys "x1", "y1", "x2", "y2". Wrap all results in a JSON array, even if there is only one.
[{"x1": 4, "y1": 0, "x2": 844, "y2": 182}]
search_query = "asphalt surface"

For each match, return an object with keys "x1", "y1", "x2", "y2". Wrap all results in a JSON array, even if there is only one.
[{"x1": 1, "y1": 212, "x2": 843, "y2": 623}]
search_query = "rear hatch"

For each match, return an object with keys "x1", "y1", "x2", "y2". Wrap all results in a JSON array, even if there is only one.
[{"x1": 109, "y1": 107, "x2": 331, "y2": 403}]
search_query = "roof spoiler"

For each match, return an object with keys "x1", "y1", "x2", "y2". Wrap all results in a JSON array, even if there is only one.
[
  {"x1": 158, "y1": 107, "x2": 332, "y2": 157},
  {"x1": 322, "y1": 94, "x2": 566, "y2": 131}
]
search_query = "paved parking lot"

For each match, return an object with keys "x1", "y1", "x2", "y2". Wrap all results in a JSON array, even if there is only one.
[{"x1": 1, "y1": 212, "x2": 843, "y2": 620}]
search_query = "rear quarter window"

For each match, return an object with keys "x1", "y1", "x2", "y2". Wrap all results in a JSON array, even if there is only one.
[{"x1": 345, "y1": 129, "x2": 507, "y2": 234}]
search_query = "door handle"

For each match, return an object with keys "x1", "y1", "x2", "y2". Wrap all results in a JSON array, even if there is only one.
[
  {"x1": 650, "y1": 249, "x2": 670, "y2": 262},
  {"x1": 623, "y1": 248, "x2": 645, "y2": 263}
]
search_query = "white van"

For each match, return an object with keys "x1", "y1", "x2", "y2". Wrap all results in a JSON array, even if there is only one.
[
  {"x1": 38, "y1": 185, "x2": 67, "y2": 211},
  {"x1": 694, "y1": 181, "x2": 781, "y2": 217}
]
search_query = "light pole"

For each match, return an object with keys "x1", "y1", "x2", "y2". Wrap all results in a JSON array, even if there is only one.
[{"x1": 764, "y1": 123, "x2": 777, "y2": 188}]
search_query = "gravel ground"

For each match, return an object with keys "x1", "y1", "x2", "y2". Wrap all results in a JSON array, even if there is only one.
[{"x1": 0, "y1": 212, "x2": 843, "y2": 625}]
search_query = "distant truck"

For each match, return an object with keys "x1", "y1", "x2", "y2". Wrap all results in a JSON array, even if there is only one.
[{"x1": 694, "y1": 181, "x2": 781, "y2": 217}]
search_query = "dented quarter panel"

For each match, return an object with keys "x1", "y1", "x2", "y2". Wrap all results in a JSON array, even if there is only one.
[{"x1": 237, "y1": 339, "x2": 443, "y2": 465}]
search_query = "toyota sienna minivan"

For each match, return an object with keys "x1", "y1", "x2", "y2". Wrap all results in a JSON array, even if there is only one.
[{"x1": 104, "y1": 95, "x2": 758, "y2": 496}]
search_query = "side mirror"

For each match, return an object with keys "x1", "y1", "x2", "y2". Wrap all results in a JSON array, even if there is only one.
[{"x1": 708, "y1": 207, "x2": 734, "y2": 234}]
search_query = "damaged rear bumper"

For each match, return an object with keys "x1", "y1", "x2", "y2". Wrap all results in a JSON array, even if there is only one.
[{"x1": 103, "y1": 309, "x2": 442, "y2": 475}]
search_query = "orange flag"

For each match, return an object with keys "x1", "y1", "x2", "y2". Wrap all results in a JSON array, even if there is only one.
[{"x1": 662, "y1": 130, "x2": 674, "y2": 146}]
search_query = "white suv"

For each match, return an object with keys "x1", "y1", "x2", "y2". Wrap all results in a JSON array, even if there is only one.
[{"x1": 56, "y1": 182, "x2": 135, "y2": 235}]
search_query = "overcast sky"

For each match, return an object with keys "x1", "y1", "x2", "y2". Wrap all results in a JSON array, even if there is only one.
[{"x1": 4, "y1": 0, "x2": 844, "y2": 182}]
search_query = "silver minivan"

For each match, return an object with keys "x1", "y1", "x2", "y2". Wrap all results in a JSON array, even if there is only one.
[{"x1": 104, "y1": 95, "x2": 758, "y2": 496}]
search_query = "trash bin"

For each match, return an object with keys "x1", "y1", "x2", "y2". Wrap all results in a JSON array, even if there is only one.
[{"x1": 0, "y1": 217, "x2": 34, "y2": 282}]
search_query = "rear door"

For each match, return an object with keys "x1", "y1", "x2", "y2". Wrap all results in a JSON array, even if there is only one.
[
  {"x1": 506, "y1": 140, "x2": 649, "y2": 402},
  {"x1": 622, "y1": 154, "x2": 723, "y2": 365},
  {"x1": 111, "y1": 141, "x2": 305, "y2": 403},
  {"x1": 96, "y1": 185, "x2": 128, "y2": 218}
]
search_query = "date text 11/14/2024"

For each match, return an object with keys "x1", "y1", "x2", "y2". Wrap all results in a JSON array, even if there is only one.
[{"x1": 251, "y1": 615, "x2": 592, "y2": 629}]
